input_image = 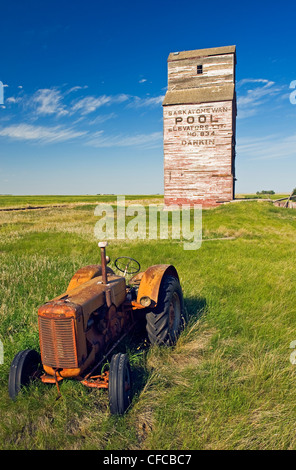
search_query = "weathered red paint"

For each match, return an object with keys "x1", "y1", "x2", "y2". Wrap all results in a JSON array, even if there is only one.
[{"x1": 163, "y1": 46, "x2": 237, "y2": 208}]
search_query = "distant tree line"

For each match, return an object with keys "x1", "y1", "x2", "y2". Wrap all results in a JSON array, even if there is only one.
[{"x1": 256, "y1": 190, "x2": 275, "y2": 195}]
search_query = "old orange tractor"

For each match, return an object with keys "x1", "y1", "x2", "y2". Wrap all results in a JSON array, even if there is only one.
[{"x1": 8, "y1": 242, "x2": 184, "y2": 414}]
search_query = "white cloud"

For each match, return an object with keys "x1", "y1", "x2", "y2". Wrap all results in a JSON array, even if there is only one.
[
  {"x1": 88, "y1": 113, "x2": 117, "y2": 125},
  {"x1": 236, "y1": 78, "x2": 285, "y2": 119},
  {"x1": 32, "y1": 88, "x2": 68, "y2": 117},
  {"x1": 6, "y1": 97, "x2": 22, "y2": 104},
  {"x1": 86, "y1": 131, "x2": 162, "y2": 148},
  {"x1": 0, "y1": 122, "x2": 163, "y2": 149},
  {"x1": 128, "y1": 95, "x2": 164, "y2": 108},
  {"x1": 237, "y1": 78, "x2": 271, "y2": 87},
  {"x1": 0, "y1": 123, "x2": 86, "y2": 143},
  {"x1": 71, "y1": 94, "x2": 129, "y2": 115},
  {"x1": 71, "y1": 95, "x2": 111, "y2": 115},
  {"x1": 237, "y1": 79, "x2": 275, "y2": 106},
  {"x1": 139, "y1": 79, "x2": 147, "y2": 83},
  {"x1": 5, "y1": 85, "x2": 164, "y2": 122},
  {"x1": 237, "y1": 132, "x2": 296, "y2": 161},
  {"x1": 66, "y1": 85, "x2": 89, "y2": 94}
]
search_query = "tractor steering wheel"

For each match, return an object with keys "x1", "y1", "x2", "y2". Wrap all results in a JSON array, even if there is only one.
[{"x1": 114, "y1": 256, "x2": 140, "y2": 275}]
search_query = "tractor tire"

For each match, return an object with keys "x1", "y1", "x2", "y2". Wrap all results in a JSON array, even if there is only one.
[
  {"x1": 8, "y1": 349, "x2": 41, "y2": 400},
  {"x1": 146, "y1": 275, "x2": 184, "y2": 346},
  {"x1": 108, "y1": 353, "x2": 132, "y2": 415}
]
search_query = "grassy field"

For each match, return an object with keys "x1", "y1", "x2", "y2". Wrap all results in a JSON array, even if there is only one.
[
  {"x1": 236, "y1": 193, "x2": 289, "y2": 200},
  {"x1": 0, "y1": 193, "x2": 289, "y2": 209},
  {"x1": 1, "y1": 196, "x2": 296, "y2": 450},
  {"x1": 0, "y1": 194, "x2": 161, "y2": 209}
]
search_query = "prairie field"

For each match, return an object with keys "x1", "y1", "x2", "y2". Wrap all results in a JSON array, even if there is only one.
[{"x1": 0, "y1": 195, "x2": 296, "y2": 450}]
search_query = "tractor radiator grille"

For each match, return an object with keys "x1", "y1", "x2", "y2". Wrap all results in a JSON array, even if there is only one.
[{"x1": 38, "y1": 316, "x2": 78, "y2": 369}]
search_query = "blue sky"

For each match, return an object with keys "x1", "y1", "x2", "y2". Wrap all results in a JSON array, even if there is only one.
[{"x1": 0, "y1": 0, "x2": 295, "y2": 195}]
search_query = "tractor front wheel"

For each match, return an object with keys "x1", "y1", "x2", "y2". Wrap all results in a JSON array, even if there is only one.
[
  {"x1": 8, "y1": 349, "x2": 41, "y2": 400},
  {"x1": 108, "y1": 353, "x2": 132, "y2": 415},
  {"x1": 146, "y1": 275, "x2": 184, "y2": 346}
]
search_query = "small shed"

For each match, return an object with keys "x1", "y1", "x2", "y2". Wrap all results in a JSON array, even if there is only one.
[{"x1": 162, "y1": 45, "x2": 237, "y2": 207}]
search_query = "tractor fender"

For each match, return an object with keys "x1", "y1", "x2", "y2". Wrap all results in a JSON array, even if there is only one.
[
  {"x1": 67, "y1": 264, "x2": 114, "y2": 292},
  {"x1": 136, "y1": 264, "x2": 179, "y2": 308}
]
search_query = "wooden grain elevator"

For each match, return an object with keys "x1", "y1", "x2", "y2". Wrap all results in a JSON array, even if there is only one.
[{"x1": 162, "y1": 45, "x2": 237, "y2": 207}]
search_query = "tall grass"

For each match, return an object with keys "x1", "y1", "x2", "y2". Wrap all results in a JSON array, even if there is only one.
[{"x1": 1, "y1": 199, "x2": 296, "y2": 449}]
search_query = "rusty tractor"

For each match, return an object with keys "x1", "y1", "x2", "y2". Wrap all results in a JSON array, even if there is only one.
[{"x1": 8, "y1": 242, "x2": 185, "y2": 414}]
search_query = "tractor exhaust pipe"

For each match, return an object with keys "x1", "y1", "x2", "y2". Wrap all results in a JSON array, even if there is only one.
[
  {"x1": 98, "y1": 241, "x2": 108, "y2": 284},
  {"x1": 98, "y1": 241, "x2": 112, "y2": 307}
]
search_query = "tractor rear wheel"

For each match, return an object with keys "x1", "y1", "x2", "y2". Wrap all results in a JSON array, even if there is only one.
[
  {"x1": 8, "y1": 349, "x2": 41, "y2": 400},
  {"x1": 108, "y1": 353, "x2": 132, "y2": 415},
  {"x1": 146, "y1": 275, "x2": 184, "y2": 346}
]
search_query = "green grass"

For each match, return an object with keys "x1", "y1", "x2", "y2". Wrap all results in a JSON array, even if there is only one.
[
  {"x1": 0, "y1": 194, "x2": 162, "y2": 208},
  {"x1": 1, "y1": 196, "x2": 296, "y2": 449}
]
